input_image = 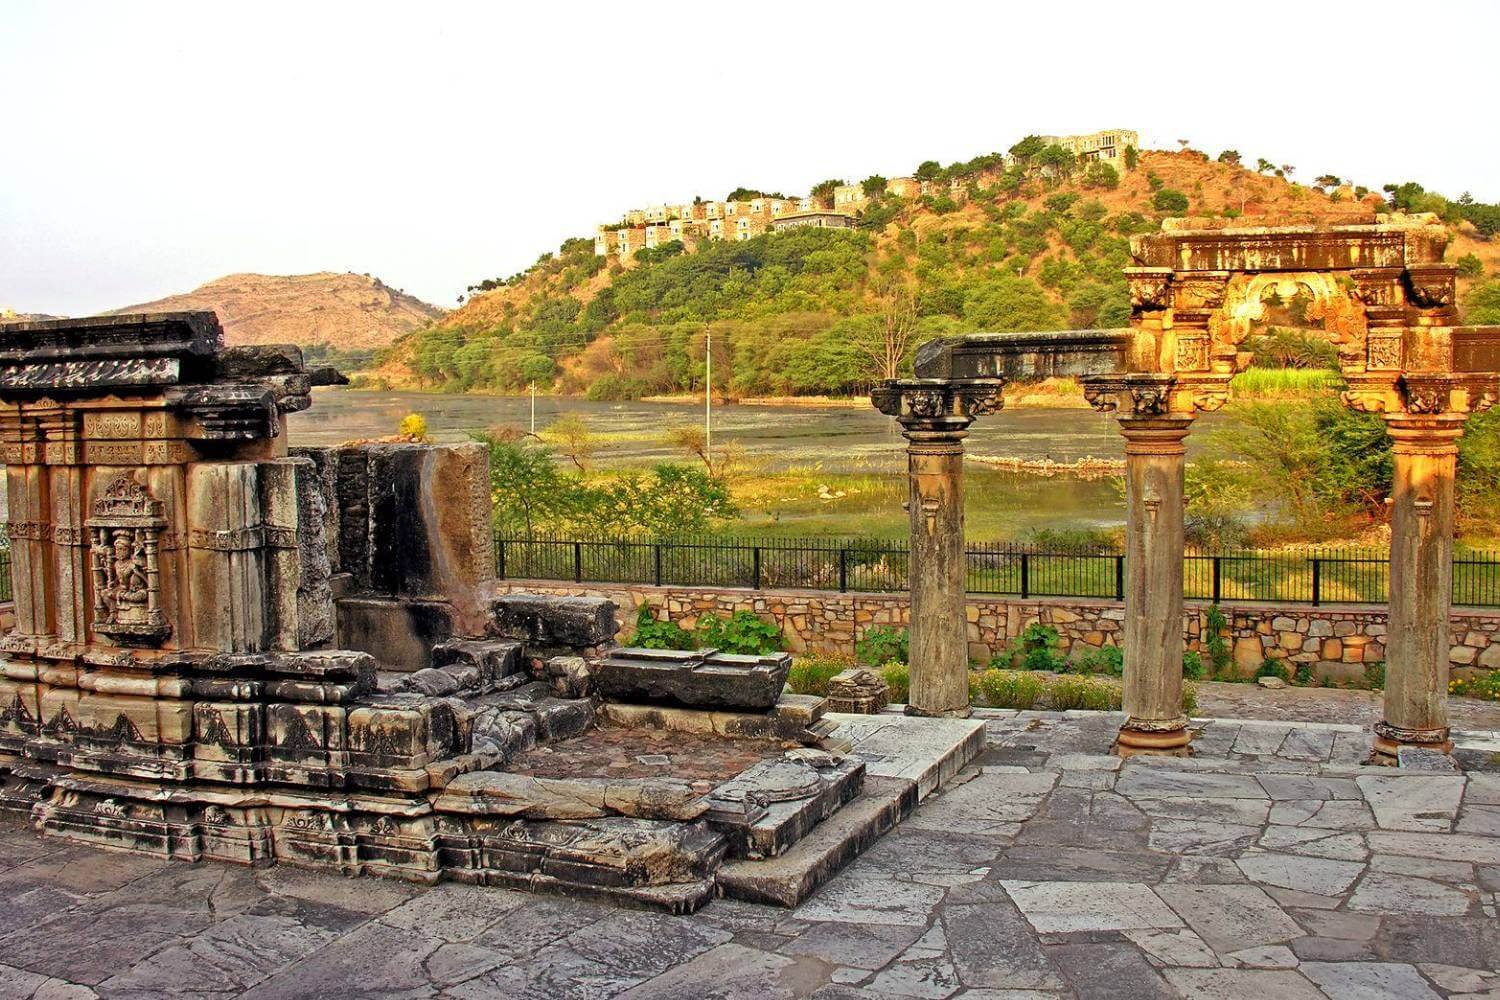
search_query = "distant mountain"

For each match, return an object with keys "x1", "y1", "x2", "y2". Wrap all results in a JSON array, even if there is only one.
[{"x1": 107, "y1": 272, "x2": 443, "y2": 350}]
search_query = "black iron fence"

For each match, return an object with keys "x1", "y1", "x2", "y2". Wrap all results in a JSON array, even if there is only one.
[{"x1": 495, "y1": 535, "x2": 1500, "y2": 609}]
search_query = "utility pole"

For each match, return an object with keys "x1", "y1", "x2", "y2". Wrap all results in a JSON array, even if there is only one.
[
  {"x1": 704, "y1": 328, "x2": 712, "y2": 474},
  {"x1": 529, "y1": 382, "x2": 536, "y2": 435}
]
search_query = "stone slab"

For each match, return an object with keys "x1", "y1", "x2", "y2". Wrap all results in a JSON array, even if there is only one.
[{"x1": 825, "y1": 713, "x2": 987, "y2": 800}]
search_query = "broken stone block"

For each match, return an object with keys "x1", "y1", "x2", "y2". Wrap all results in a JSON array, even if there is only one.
[
  {"x1": 1397, "y1": 746, "x2": 1460, "y2": 772},
  {"x1": 469, "y1": 708, "x2": 536, "y2": 759},
  {"x1": 487, "y1": 594, "x2": 619, "y2": 648},
  {"x1": 593, "y1": 647, "x2": 792, "y2": 711},
  {"x1": 545, "y1": 655, "x2": 592, "y2": 698},
  {"x1": 431, "y1": 638, "x2": 523, "y2": 684},
  {"x1": 826, "y1": 667, "x2": 889, "y2": 714}
]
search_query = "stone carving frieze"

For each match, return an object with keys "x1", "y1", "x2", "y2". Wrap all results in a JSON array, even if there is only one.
[
  {"x1": 88, "y1": 475, "x2": 170, "y2": 647},
  {"x1": 1125, "y1": 267, "x2": 1173, "y2": 310}
]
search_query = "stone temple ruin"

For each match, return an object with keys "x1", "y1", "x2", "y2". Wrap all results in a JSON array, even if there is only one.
[
  {"x1": 877, "y1": 213, "x2": 1500, "y2": 762},
  {"x1": 0, "y1": 312, "x2": 978, "y2": 911}
]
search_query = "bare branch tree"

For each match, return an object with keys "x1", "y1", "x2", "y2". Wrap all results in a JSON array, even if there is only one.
[{"x1": 862, "y1": 278, "x2": 919, "y2": 382}]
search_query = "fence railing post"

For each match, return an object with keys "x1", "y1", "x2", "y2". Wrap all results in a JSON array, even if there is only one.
[
  {"x1": 1311, "y1": 557, "x2": 1321, "y2": 607},
  {"x1": 752, "y1": 546, "x2": 762, "y2": 590},
  {"x1": 574, "y1": 541, "x2": 583, "y2": 583},
  {"x1": 496, "y1": 537, "x2": 506, "y2": 579},
  {"x1": 838, "y1": 548, "x2": 848, "y2": 592},
  {"x1": 653, "y1": 544, "x2": 662, "y2": 587},
  {"x1": 1020, "y1": 553, "x2": 1030, "y2": 599},
  {"x1": 1212, "y1": 555, "x2": 1222, "y2": 604},
  {"x1": 1114, "y1": 555, "x2": 1124, "y2": 601}
]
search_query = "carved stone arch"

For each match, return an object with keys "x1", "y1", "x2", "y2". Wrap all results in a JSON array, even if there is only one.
[{"x1": 1213, "y1": 271, "x2": 1370, "y2": 373}]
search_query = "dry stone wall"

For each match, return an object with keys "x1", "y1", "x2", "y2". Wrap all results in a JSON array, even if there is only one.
[{"x1": 494, "y1": 581, "x2": 1500, "y2": 683}]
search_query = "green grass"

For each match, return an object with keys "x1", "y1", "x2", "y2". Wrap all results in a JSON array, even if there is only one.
[{"x1": 1229, "y1": 368, "x2": 1342, "y2": 398}]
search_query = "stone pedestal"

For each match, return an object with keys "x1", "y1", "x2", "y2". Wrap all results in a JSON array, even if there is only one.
[
  {"x1": 1374, "y1": 414, "x2": 1464, "y2": 760},
  {"x1": 1116, "y1": 416, "x2": 1195, "y2": 753},
  {"x1": 872, "y1": 378, "x2": 1004, "y2": 718}
]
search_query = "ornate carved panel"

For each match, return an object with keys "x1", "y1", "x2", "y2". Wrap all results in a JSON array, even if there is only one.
[{"x1": 88, "y1": 476, "x2": 170, "y2": 647}]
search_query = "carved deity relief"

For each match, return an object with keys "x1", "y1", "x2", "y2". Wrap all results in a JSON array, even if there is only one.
[{"x1": 88, "y1": 475, "x2": 170, "y2": 646}]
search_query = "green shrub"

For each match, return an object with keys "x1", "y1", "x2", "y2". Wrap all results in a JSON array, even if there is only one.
[
  {"x1": 630, "y1": 603, "x2": 694, "y2": 650},
  {"x1": 1294, "y1": 662, "x2": 1315, "y2": 687},
  {"x1": 1153, "y1": 188, "x2": 1190, "y2": 213},
  {"x1": 1363, "y1": 661, "x2": 1386, "y2": 691},
  {"x1": 1073, "y1": 644, "x2": 1124, "y2": 677},
  {"x1": 695, "y1": 610, "x2": 783, "y2": 655},
  {"x1": 1182, "y1": 650, "x2": 1206, "y2": 680},
  {"x1": 787, "y1": 654, "x2": 852, "y2": 697},
  {"x1": 1451, "y1": 672, "x2": 1500, "y2": 701},
  {"x1": 1011, "y1": 623, "x2": 1067, "y2": 672},
  {"x1": 880, "y1": 661, "x2": 910, "y2": 703},
  {"x1": 1205, "y1": 605, "x2": 1232, "y2": 678},
  {"x1": 1182, "y1": 682, "x2": 1199, "y2": 715},
  {"x1": 970, "y1": 669, "x2": 1046, "y2": 710},
  {"x1": 857, "y1": 626, "x2": 909, "y2": 666},
  {"x1": 1257, "y1": 658, "x2": 1292, "y2": 683},
  {"x1": 1049, "y1": 674, "x2": 1123, "y2": 712}
]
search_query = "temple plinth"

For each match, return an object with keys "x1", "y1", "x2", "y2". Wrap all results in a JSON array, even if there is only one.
[{"x1": 872, "y1": 377, "x2": 1004, "y2": 717}]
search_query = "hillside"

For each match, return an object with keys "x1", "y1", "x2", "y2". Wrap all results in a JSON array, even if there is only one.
[
  {"x1": 381, "y1": 148, "x2": 1500, "y2": 399},
  {"x1": 109, "y1": 272, "x2": 443, "y2": 353}
]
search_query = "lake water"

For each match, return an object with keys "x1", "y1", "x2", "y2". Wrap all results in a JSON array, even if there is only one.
[
  {"x1": 286, "y1": 388, "x2": 1241, "y2": 536},
  {"x1": 289, "y1": 388, "x2": 1229, "y2": 473}
]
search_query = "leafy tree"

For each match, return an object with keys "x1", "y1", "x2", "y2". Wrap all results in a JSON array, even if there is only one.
[
  {"x1": 1122, "y1": 145, "x2": 1138, "y2": 170},
  {"x1": 1467, "y1": 280, "x2": 1500, "y2": 324},
  {"x1": 1008, "y1": 135, "x2": 1045, "y2": 163},
  {"x1": 1255, "y1": 158, "x2": 1274, "y2": 174},
  {"x1": 1036, "y1": 144, "x2": 1077, "y2": 176},
  {"x1": 1217, "y1": 150, "x2": 1242, "y2": 165},
  {"x1": 1315, "y1": 174, "x2": 1342, "y2": 191},
  {"x1": 860, "y1": 174, "x2": 888, "y2": 196},
  {"x1": 1152, "y1": 188, "x2": 1190, "y2": 213},
  {"x1": 809, "y1": 178, "x2": 844, "y2": 205},
  {"x1": 1081, "y1": 162, "x2": 1119, "y2": 190},
  {"x1": 1456, "y1": 253, "x2": 1485, "y2": 280},
  {"x1": 914, "y1": 160, "x2": 942, "y2": 181},
  {"x1": 479, "y1": 435, "x2": 583, "y2": 538},
  {"x1": 544, "y1": 412, "x2": 596, "y2": 471},
  {"x1": 962, "y1": 276, "x2": 1068, "y2": 331},
  {"x1": 583, "y1": 465, "x2": 737, "y2": 536}
]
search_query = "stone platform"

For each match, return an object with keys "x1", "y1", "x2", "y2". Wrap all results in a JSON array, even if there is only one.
[{"x1": 1, "y1": 711, "x2": 1495, "y2": 998}]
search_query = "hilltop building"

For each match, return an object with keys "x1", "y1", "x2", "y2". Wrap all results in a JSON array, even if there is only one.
[
  {"x1": 593, "y1": 129, "x2": 1139, "y2": 256},
  {"x1": 1036, "y1": 129, "x2": 1137, "y2": 165}
]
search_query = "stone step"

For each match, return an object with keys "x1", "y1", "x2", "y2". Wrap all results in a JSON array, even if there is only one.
[
  {"x1": 713, "y1": 713, "x2": 987, "y2": 907},
  {"x1": 715, "y1": 776, "x2": 915, "y2": 907}
]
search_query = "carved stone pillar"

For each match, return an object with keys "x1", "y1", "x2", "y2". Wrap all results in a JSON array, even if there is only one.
[
  {"x1": 1374, "y1": 399, "x2": 1465, "y2": 759},
  {"x1": 872, "y1": 377, "x2": 1004, "y2": 718},
  {"x1": 1083, "y1": 375, "x2": 1194, "y2": 753}
]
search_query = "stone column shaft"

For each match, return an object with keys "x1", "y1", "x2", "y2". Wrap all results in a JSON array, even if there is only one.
[
  {"x1": 1375, "y1": 416, "x2": 1463, "y2": 756},
  {"x1": 1116, "y1": 417, "x2": 1194, "y2": 752},
  {"x1": 904, "y1": 429, "x2": 969, "y2": 717},
  {"x1": 872, "y1": 377, "x2": 1005, "y2": 719}
]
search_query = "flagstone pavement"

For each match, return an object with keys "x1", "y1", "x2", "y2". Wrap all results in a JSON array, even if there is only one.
[{"x1": 3, "y1": 711, "x2": 1500, "y2": 999}]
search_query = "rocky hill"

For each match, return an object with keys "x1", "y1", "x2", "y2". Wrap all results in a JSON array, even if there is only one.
[
  {"x1": 109, "y1": 272, "x2": 443, "y2": 351},
  {"x1": 381, "y1": 148, "x2": 1500, "y2": 399}
]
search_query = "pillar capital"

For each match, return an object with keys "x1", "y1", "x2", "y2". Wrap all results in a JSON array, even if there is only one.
[{"x1": 871, "y1": 377, "x2": 1006, "y2": 438}]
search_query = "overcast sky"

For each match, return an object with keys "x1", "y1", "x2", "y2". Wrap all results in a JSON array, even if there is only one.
[{"x1": 4, "y1": 0, "x2": 1498, "y2": 316}]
